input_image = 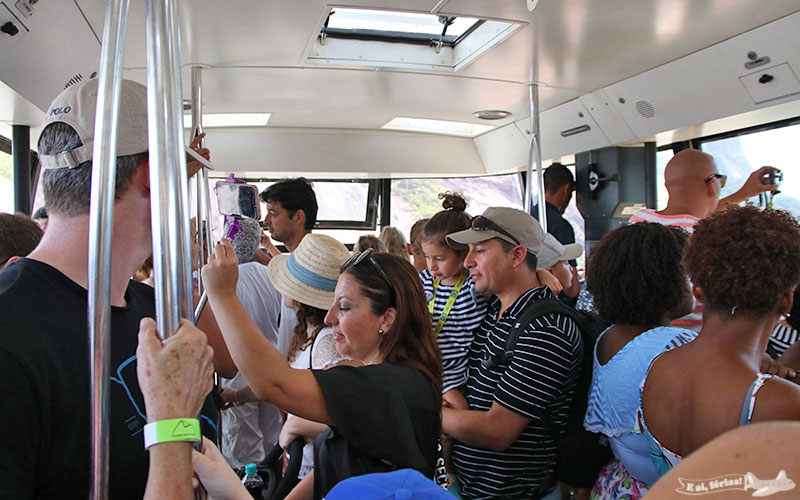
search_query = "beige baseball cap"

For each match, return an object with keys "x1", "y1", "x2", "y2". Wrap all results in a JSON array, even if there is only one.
[
  {"x1": 38, "y1": 78, "x2": 213, "y2": 171},
  {"x1": 446, "y1": 206, "x2": 546, "y2": 255}
]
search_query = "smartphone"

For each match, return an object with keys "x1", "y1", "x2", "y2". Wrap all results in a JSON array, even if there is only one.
[{"x1": 215, "y1": 181, "x2": 261, "y2": 219}]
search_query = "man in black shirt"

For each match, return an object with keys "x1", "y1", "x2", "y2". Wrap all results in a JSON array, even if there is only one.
[
  {"x1": 0, "y1": 79, "x2": 216, "y2": 499},
  {"x1": 443, "y1": 207, "x2": 583, "y2": 499}
]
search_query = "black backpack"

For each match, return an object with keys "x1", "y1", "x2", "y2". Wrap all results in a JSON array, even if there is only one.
[{"x1": 484, "y1": 297, "x2": 612, "y2": 488}]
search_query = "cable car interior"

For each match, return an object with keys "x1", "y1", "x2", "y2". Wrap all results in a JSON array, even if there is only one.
[
  {"x1": 1, "y1": 2, "x2": 800, "y2": 499},
  {"x1": 1, "y1": 0, "x2": 799, "y2": 255}
]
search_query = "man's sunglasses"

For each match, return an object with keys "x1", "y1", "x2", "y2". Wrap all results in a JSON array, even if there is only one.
[
  {"x1": 341, "y1": 248, "x2": 395, "y2": 299},
  {"x1": 704, "y1": 173, "x2": 727, "y2": 188},
  {"x1": 471, "y1": 215, "x2": 520, "y2": 246}
]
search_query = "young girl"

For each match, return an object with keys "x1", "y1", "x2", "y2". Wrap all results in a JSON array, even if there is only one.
[{"x1": 419, "y1": 193, "x2": 487, "y2": 410}]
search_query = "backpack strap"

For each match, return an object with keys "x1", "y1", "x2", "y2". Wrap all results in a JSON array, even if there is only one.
[{"x1": 482, "y1": 298, "x2": 577, "y2": 368}]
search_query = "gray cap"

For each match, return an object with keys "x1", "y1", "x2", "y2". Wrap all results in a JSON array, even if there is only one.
[
  {"x1": 38, "y1": 78, "x2": 213, "y2": 171},
  {"x1": 446, "y1": 206, "x2": 546, "y2": 255},
  {"x1": 537, "y1": 233, "x2": 582, "y2": 269}
]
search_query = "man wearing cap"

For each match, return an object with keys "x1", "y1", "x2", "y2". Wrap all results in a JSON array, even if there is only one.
[
  {"x1": 0, "y1": 79, "x2": 217, "y2": 499},
  {"x1": 532, "y1": 163, "x2": 582, "y2": 298},
  {"x1": 442, "y1": 207, "x2": 583, "y2": 500}
]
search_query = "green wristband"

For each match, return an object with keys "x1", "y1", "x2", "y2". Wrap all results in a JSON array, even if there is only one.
[{"x1": 143, "y1": 418, "x2": 201, "y2": 449}]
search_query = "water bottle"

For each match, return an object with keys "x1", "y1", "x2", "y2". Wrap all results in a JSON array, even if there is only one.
[{"x1": 241, "y1": 463, "x2": 263, "y2": 499}]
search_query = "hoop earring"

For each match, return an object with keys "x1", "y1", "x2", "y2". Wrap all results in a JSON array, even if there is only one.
[{"x1": 730, "y1": 305, "x2": 737, "y2": 315}]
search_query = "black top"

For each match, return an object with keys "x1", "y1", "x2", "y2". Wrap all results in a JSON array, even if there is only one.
[
  {"x1": 533, "y1": 202, "x2": 577, "y2": 266},
  {"x1": 0, "y1": 258, "x2": 218, "y2": 500},
  {"x1": 311, "y1": 364, "x2": 440, "y2": 500}
]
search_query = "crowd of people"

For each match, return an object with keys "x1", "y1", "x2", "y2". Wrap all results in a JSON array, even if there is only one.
[{"x1": 0, "y1": 77, "x2": 799, "y2": 500}]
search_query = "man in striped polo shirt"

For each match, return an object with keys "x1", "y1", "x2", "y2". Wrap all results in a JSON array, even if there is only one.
[
  {"x1": 443, "y1": 207, "x2": 583, "y2": 500},
  {"x1": 629, "y1": 149, "x2": 780, "y2": 330}
]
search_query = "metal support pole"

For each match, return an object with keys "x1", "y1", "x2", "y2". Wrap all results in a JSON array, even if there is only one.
[
  {"x1": 145, "y1": 0, "x2": 194, "y2": 339},
  {"x1": 191, "y1": 66, "x2": 205, "y2": 298},
  {"x1": 525, "y1": 83, "x2": 547, "y2": 228},
  {"x1": 12, "y1": 125, "x2": 31, "y2": 215},
  {"x1": 147, "y1": 6, "x2": 210, "y2": 497},
  {"x1": 88, "y1": 1, "x2": 130, "y2": 499}
]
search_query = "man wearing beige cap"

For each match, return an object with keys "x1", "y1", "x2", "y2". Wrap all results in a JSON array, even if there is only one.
[
  {"x1": 442, "y1": 207, "x2": 583, "y2": 500},
  {"x1": 0, "y1": 79, "x2": 216, "y2": 499}
]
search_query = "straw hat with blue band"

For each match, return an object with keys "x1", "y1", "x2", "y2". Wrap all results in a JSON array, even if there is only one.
[{"x1": 267, "y1": 234, "x2": 350, "y2": 310}]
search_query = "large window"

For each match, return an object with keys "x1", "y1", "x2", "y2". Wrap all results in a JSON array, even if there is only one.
[
  {"x1": 201, "y1": 178, "x2": 378, "y2": 245},
  {"x1": 698, "y1": 121, "x2": 800, "y2": 216},
  {"x1": 390, "y1": 174, "x2": 524, "y2": 239}
]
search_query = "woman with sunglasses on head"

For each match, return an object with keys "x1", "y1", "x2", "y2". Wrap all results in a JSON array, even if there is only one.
[
  {"x1": 638, "y1": 206, "x2": 800, "y2": 481},
  {"x1": 195, "y1": 240, "x2": 442, "y2": 500}
]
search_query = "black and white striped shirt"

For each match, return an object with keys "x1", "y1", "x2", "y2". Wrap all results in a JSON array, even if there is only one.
[
  {"x1": 420, "y1": 269, "x2": 488, "y2": 393},
  {"x1": 452, "y1": 287, "x2": 583, "y2": 500}
]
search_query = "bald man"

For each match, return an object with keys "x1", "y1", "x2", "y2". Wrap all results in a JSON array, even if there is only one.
[
  {"x1": 629, "y1": 149, "x2": 780, "y2": 330},
  {"x1": 631, "y1": 149, "x2": 779, "y2": 226}
]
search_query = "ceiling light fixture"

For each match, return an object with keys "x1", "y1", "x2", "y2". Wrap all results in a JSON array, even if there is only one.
[
  {"x1": 182, "y1": 113, "x2": 271, "y2": 128},
  {"x1": 381, "y1": 117, "x2": 495, "y2": 137},
  {"x1": 472, "y1": 110, "x2": 512, "y2": 120}
]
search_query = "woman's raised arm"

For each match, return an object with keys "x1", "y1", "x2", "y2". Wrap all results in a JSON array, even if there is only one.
[{"x1": 202, "y1": 239, "x2": 332, "y2": 425}]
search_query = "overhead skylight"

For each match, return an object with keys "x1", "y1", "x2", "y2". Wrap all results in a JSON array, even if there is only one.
[
  {"x1": 307, "y1": 8, "x2": 525, "y2": 73},
  {"x1": 324, "y1": 8, "x2": 482, "y2": 45},
  {"x1": 183, "y1": 113, "x2": 271, "y2": 128},
  {"x1": 381, "y1": 117, "x2": 495, "y2": 138}
]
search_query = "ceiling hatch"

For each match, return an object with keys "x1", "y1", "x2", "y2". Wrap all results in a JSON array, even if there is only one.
[{"x1": 304, "y1": 7, "x2": 525, "y2": 72}]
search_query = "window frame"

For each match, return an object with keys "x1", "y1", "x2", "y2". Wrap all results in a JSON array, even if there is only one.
[{"x1": 237, "y1": 177, "x2": 380, "y2": 231}]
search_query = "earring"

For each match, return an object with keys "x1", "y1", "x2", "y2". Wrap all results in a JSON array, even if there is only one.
[
  {"x1": 378, "y1": 329, "x2": 385, "y2": 336},
  {"x1": 730, "y1": 305, "x2": 737, "y2": 315}
]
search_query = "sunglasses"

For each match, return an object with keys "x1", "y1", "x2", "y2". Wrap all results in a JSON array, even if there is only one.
[
  {"x1": 341, "y1": 248, "x2": 395, "y2": 299},
  {"x1": 704, "y1": 173, "x2": 727, "y2": 188},
  {"x1": 471, "y1": 215, "x2": 520, "y2": 246}
]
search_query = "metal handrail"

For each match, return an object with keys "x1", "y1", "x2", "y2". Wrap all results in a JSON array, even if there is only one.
[{"x1": 88, "y1": 1, "x2": 130, "y2": 498}]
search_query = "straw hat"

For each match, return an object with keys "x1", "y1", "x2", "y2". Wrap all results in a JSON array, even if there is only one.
[{"x1": 267, "y1": 234, "x2": 350, "y2": 310}]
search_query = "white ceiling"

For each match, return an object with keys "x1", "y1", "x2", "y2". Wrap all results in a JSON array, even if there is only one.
[{"x1": 1, "y1": 0, "x2": 799, "y2": 175}]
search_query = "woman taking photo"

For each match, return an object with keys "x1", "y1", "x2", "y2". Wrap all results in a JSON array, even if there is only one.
[
  {"x1": 638, "y1": 206, "x2": 800, "y2": 479},
  {"x1": 201, "y1": 240, "x2": 442, "y2": 499}
]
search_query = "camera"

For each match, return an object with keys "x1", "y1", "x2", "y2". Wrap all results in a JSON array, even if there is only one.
[{"x1": 762, "y1": 169, "x2": 783, "y2": 185}]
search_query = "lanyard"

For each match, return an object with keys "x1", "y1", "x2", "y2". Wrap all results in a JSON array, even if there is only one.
[{"x1": 428, "y1": 272, "x2": 468, "y2": 337}]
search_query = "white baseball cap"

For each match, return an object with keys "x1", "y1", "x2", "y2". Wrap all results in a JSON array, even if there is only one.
[
  {"x1": 38, "y1": 78, "x2": 213, "y2": 171},
  {"x1": 537, "y1": 233, "x2": 582, "y2": 269}
]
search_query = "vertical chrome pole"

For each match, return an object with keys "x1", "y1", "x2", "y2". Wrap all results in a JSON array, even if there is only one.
[
  {"x1": 191, "y1": 66, "x2": 205, "y2": 297},
  {"x1": 145, "y1": 0, "x2": 193, "y2": 337},
  {"x1": 526, "y1": 83, "x2": 547, "y2": 227},
  {"x1": 89, "y1": 1, "x2": 130, "y2": 499}
]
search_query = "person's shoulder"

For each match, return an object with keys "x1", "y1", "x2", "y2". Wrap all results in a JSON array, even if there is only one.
[
  {"x1": 419, "y1": 268, "x2": 433, "y2": 284},
  {"x1": 753, "y1": 375, "x2": 800, "y2": 420}
]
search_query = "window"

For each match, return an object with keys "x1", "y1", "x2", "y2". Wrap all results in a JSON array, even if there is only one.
[
  {"x1": 655, "y1": 148, "x2": 675, "y2": 210},
  {"x1": 0, "y1": 150, "x2": 12, "y2": 213},
  {"x1": 308, "y1": 8, "x2": 524, "y2": 72},
  {"x1": 200, "y1": 178, "x2": 378, "y2": 245},
  {"x1": 323, "y1": 8, "x2": 482, "y2": 47},
  {"x1": 697, "y1": 121, "x2": 800, "y2": 217},
  {"x1": 390, "y1": 174, "x2": 524, "y2": 238}
]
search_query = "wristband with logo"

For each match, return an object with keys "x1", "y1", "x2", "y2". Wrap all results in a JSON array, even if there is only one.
[{"x1": 143, "y1": 418, "x2": 201, "y2": 449}]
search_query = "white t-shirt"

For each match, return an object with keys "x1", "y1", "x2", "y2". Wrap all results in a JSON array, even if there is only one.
[
  {"x1": 221, "y1": 261, "x2": 283, "y2": 468},
  {"x1": 287, "y1": 326, "x2": 350, "y2": 475}
]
